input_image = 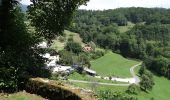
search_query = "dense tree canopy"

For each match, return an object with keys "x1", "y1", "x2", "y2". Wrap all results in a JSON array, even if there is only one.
[
  {"x1": 0, "y1": 0, "x2": 48, "y2": 91},
  {"x1": 69, "y1": 8, "x2": 170, "y2": 79},
  {"x1": 28, "y1": 0, "x2": 89, "y2": 42},
  {"x1": 0, "y1": 0, "x2": 89, "y2": 91}
]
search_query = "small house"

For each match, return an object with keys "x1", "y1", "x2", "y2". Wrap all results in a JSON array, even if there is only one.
[{"x1": 82, "y1": 45, "x2": 93, "y2": 52}]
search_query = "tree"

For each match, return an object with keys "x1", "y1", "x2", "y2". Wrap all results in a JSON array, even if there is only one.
[
  {"x1": 140, "y1": 74, "x2": 154, "y2": 91},
  {"x1": 78, "y1": 53, "x2": 91, "y2": 68},
  {"x1": 28, "y1": 0, "x2": 89, "y2": 42},
  {"x1": 0, "y1": 0, "x2": 50, "y2": 91},
  {"x1": 139, "y1": 64, "x2": 146, "y2": 75},
  {"x1": 65, "y1": 41, "x2": 82, "y2": 54},
  {"x1": 127, "y1": 84, "x2": 140, "y2": 95},
  {"x1": 58, "y1": 50, "x2": 74, "y2": 65}
]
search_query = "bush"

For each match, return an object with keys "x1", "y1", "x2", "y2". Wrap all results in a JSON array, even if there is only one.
[
  {"x1": 65, "y1": 41, "x2": 82, "y2": 54},
  {"x1": 58, "y1": 36, "x2": 65, "y2": 43},
  {"x1": 91, "y1": 51, "x2": 104, "y2": 59},
  {"x1": 98, "y1": 90, "x2": 137, "y2": 100},
  {"x1": 126, "y1": 84, "x2": 140, "y2": 95}
]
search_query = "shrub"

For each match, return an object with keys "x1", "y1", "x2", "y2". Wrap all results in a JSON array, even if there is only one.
[
  {"x1": 126, "y1": 84, "x2": 140, "y2": 95},
  {"x1": 98, "y1": 90, "x2": 137, "y2": 100},
  {"x1": 65, "y1": 41, "x2": 82, "y2": 54},
  {"x1": 58, "y1": 36, "x2": 65, "y2": 43},
  {"x1": 91, "y1": 51, "x2": 104, "y2": 59}
]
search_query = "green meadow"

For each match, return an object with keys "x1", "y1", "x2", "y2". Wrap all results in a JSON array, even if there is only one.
[{"x1": 90, "y1": 51, "x2": 139, "y2": 77}]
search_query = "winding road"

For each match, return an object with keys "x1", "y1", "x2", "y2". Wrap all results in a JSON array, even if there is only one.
[
  {"x1": 130, "y1": 62, "x2": 142, "y2": 84},
  {"x1": 69, "y1": 62, "x2": 142, "y2": 86}
]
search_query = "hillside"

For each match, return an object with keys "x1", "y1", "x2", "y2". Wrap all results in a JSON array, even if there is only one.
[
  {"x1": 50, "y1": 30, "x2": 85, "y2": 51},
  {"x1": 91, "y1": 51, "x2": 139, "y2": 77}
]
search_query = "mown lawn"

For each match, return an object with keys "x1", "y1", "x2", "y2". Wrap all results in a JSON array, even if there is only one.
[
  {"x1": 69, "y1": 65, "x2": 170, "y2": 100},
  {"x1": 133, "y1": 66, "x2": 170, "y2": 100},
  {"x1": 137, "y1": 76, "x2": 170, "y2": 100},
  {"x1": 90, "y1": 51, "x2": 139, "y2": 77},
  {"x1": 69, "y1": 82, "x2": 127, "y2": 93}
]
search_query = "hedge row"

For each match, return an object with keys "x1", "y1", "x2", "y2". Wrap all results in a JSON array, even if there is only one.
[{"x1": 24, "y1": 78, "x2": 96, "y2": 100}]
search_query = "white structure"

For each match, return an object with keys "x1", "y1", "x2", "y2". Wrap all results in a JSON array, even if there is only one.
[
  {"x1": 38, "y1": 41, "x2": 48, "y2": 48},
  {"x1": 42, "y1": 53, "x2": 50, "y2": 59},
  {"x1": 84, "y1": 67, "x2": 96, "y2": 75},
  {"x1": 52, "y1": 65, "x2": 72, "y2": 73},
  {"x1": 41, "y1": 53, "x2": 60, "y2": 67}
]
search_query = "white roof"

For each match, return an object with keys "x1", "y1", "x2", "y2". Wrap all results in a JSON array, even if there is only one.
[
  {"x1": 52, "y1": 66, "x2": 71, "y2": 73},
  {"x1": 84, "y1": 68, "x2": 96, "y2": 74},
  {"x1": 42, "y1": 53, "x2": 50, "y2": 58},
  {"x1": 38, "y1": 42, "x2": 47, "y2": 48},
  {"x1": 47, "y1": 60, "x2": 57, "y2": 67}
]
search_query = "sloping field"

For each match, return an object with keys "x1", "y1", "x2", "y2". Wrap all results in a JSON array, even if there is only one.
[
  {"x1": 50, "y1": 30, "x2": 85, "y2": 51},
  {"x1": 91, "y1": 51, "x2": 139, "y2": 77}
]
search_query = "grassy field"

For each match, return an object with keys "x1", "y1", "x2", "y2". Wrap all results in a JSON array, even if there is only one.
[
  {"x1": 136, "y1": 75, "x2": 170, "y2": 100},
  {"x1": 50, "y1": 30, "x2": 85, "y2": 51},
  {"x1": 70, "y1": 82, "x2": 127, "y2": 93},
  {"x1": 1, "y1": 92, "x2": 44, "y2": 100},
  {"x1": 118, "y1": 22, "x2": 135, "y2": 33},
  {"x1": 90, "y1": 51, "x2": 139, "y2": 77},
  {"x1": 68, "y1": 72, "x2": 127, "y2": 84},
  {"x1": 69, "y1": 64, "x2": 170, "y2": 100},
  {"x1": 133, "y1": 65, "x2": 170, "y2": 100}
]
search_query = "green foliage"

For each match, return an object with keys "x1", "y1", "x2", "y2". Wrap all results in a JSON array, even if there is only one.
[
  {"x1": 58, "y1": 50, "x2": 90, "y2": 69},
  {"x1": 58, "y1": 50, "x2": 74, "y2": 65},
  {"x1": 139, "y1": 64, "x2": 146, "y2": 76},
  {"x1": 91, "y1": 50, "x2": 105, "y2": 59},
  {"x1": 65, "y1": 41, "x2": 82, "y2": 54},
  {"x1": 98, "y1": 90, "x2": 137, "y2": 100},
  {"x1": 140, "y1": 73, "x2": 155, "y2": 91},
  {"x1": 28, "y1": 0, "x2": 89, "y2": 41},
  {"x1": 0, "y1": 0, "x2": 50, "y2": 91},
  {"x1": 91, "y1": 52, "x2": 139, "y2": 77},
  {"x1": 144, "y1": 56, "x2": 170, "y2": 79},
  {"x1": 126, "y1": 84, "x2": 140, "y2": 95},
  {"x1": 58, "y1": 36, "x2": 66, "y2": 43}
]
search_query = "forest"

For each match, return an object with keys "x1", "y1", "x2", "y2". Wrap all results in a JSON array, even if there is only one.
[
  {"x1": 1, "y1": 0, "x2": 170, "y2": 99},
  {"x1": 69, "y1": 7, "x2": 170, "y2": 79}
]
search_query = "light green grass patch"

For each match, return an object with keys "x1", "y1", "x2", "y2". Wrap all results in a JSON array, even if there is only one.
[
  {"x1": 69, "y1": 82, "x2": 127, "y2": 93},
  {"x1": 68, "y1": 72, "x2": 127, "y2": 84},
  {"x1": 133, "y1": 66, "x2": 170, "y2": 100},
  {"x1": 118, "y1": 22, "x2": 135, "y2": 33},
  {"x1": 50, "y1": 30, "x2": 85, "y2": 51},
  {"x1": 4, "y1": 92, "x2": 43, "y2": 100},
  {"x1": 91, "y1": 51, "x2": 139, "y2": 77}
]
